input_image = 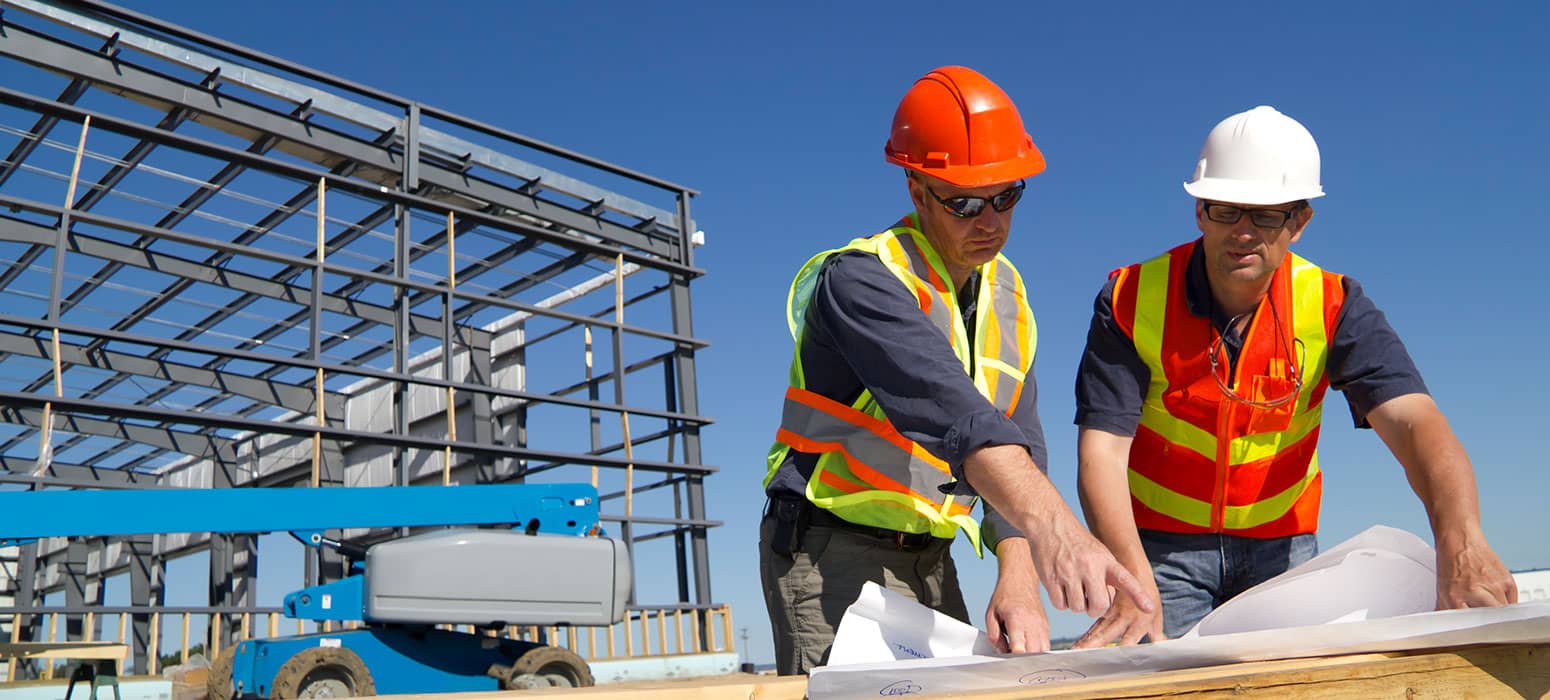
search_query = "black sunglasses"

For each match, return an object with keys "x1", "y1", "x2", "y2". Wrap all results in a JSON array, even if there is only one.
[
  {"x1": 1202, "y1": 201, "x2": 1305, "y2": 230},
  {"x1": 919, "y1": 179, "x2": 1026, "y2": 218}
]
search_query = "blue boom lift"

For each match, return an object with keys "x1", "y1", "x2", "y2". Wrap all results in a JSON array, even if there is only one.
[{"x1": 0, "y1": 483, "x2": 631, "y2": 697}]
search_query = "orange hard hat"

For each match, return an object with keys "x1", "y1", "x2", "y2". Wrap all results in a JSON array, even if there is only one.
[{"x1": 883, "y1": 66, "x2": 1046, "y2": 188}]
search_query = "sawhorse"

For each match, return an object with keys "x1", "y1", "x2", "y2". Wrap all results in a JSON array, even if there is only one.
[
  {"x1": 64, "y1": 658, "x2": 121, "y2": 700},
  {"x1": 0, "y1": 642, "x2": 129, "y2": 699}
]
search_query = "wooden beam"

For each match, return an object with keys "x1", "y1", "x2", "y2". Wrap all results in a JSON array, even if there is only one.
[
  {"x1": 0, "y1": 641, "x2": 128, "y2": 661},
  {"x1": 941, "y1": 642, "x2": 1550, "y2": 699}
]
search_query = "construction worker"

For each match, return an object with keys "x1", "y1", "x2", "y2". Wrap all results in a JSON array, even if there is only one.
[
  {"x1": 1071, "y1": 106, "x2": 1518, "y2": 647},
  {"x1": 760, "y1": 66, "x2": 1149, "y2": 675}
]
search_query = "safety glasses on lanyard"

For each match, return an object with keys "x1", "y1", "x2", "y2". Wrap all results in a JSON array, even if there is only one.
[
  {"x1": 921, "y1": 180, "x2": 1025, "y2": 218},
  {"x1": 1207, "y1": 311, "x2": 1306, "y2": 409}
]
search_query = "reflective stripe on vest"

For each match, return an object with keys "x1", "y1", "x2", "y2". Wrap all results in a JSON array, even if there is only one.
[
  {"x1": 1116, "y1": 242, "x2": 1344, "y2": 537},
  {"x1": 766, "y1": 213, "x2": 1037, "y2": 555}
]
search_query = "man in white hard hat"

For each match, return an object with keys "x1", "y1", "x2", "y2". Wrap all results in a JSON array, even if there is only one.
[{"x1": 1069, "y1": 105, "x2": 1518, "y2": 646}]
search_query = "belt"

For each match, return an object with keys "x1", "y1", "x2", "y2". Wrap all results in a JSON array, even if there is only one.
[{"x1": 803, "y1": 503, "x2": 940, "y2": 552}]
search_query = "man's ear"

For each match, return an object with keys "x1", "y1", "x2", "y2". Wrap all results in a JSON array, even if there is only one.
[
  {"x1": 906, "y1": 174, "x2": 926, "y2": 211},
  {"x1": 1288, "y1": 204, "x2": 1314, "y2": 243},
  {"x1": 1194, "y1": 199, "x2": 1208, "y2": 234}
]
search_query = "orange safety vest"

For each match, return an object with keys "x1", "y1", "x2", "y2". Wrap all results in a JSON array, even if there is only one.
[
  {"x1": 764, "y1": 214, "x2": 1037, "y2": 555},
  {"x1": 1110, "y1": 241, "x2": 1346, "y2": 537}
]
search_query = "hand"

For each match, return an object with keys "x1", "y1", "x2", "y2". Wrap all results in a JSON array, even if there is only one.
[
  {"x1": 957, "y1": 444, "x2": 1152, "y2": 620},
  {"x1": 1071, "y1": 570, "x2": 1166, "y2": 649},
  {"x1": 1436, "y1": 535, "x2": 1518, "y2": 609},
  {"x1": 985, "y1": 539, "x2": 1050, "y2": 654},
  {"x1": 1030, "y1": 518, "x2": 1154, "y2": 619}
]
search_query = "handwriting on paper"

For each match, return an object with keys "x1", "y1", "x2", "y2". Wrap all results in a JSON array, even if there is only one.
[{"x1": 1019, "y1": 669, "x2": 1086, "y2": 685}]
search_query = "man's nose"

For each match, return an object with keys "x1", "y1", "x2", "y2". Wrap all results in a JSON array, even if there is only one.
[
  {"x1": 973, "y1": 206, "x2": 1001, "y2": 230},
  {"x1": 1230, "y1": 216, "x2": 1263, "y2": 238}
]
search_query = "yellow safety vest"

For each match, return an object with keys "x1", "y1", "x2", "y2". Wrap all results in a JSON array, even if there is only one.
[{"x1": 764, "y1": 213, "x2": 1037, "y2": 555}]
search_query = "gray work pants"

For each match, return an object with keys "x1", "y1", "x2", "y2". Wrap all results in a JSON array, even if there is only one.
[{"x1": 758, "y1": 510, "x2": 968, "y2": 675}]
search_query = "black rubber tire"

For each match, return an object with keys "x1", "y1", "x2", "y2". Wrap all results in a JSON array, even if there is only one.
[
  {"x1": 503, "y1": 646, "x2": 594, "y2": 689},
  {"x1": 270, "y1": 647, "x2": 376, "y2": 699},
  {"x1": 208, "y1": 646, "x2": 236, "y2": 700}
]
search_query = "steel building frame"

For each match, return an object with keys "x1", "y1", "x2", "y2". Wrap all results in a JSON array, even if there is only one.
[{"x1": 0, "y1": 0, "x2": 715, "y2": 675}]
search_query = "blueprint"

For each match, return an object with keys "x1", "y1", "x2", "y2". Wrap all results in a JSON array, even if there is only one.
[{"x1": 810, "y1": 526, "x2": 1550, "y2": 699}]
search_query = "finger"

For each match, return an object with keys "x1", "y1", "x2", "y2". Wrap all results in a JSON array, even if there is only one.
[
  {"x1": 1027, "y1": 625, "x2": 1051, "y2": 654},
  {"x1": 1047, "y1": 582, "x2": 1069, "y2": 612},
  {"x1": 1120, "y1": 618, "x2": 1157, "y2": 646},
  {"x1": 1444, "y1": 586, "x2": 1508, "y2": 610},
  {"x1": 1013, "y1": 623, "x2": 1048, "y2": 655},
  {"x1": 1085, "y1": 576, "x2": 1113, "y2": 618},
  {"x1": 1005, "y1": 627, "x2": 1027, "y2": 655},
  {"x1": 1071, "y1": 617, "x2": 1115, "y2": 650},
  {"x1": 1108, "y1": 565, "x2": 1154, "y2": 613},
  {"x1": 986, "y1": 613, "x2": 1009, "y2": 654},
  {"x1": 1462, "y1": 588, "x2": 1510, "y2": 608},
  {"x1": 1065, "y1": 581, "x2": 1087, "y2": 614}
]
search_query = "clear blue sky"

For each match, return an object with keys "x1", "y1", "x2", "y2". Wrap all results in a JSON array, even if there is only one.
[{"x1": 90, "y1": 0, "x2": 1550, "y2": 666}]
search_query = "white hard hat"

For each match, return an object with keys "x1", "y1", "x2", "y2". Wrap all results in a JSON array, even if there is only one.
[{"x1": 1183, "y1": 105, "x2": 1325, "y2": 205}]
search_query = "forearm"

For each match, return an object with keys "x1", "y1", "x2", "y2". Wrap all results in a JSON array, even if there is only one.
[
  {"x1": 1372, "y1": 395, "x2": 1484, "y2": 540},
  {"x1": 995, "y1": 536, "x2": 1039, "y2": 584},
  {"x1": 1076, "y1": 428, "x2": 1149, "y2": 570},
  {"x1": 963, "y1": 444, "x2": 1084, "y2": 545}
]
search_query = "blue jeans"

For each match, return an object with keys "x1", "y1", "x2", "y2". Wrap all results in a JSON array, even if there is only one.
[{"x1": 1140, "y1": 529, "x2": 1318, "y2": 638}]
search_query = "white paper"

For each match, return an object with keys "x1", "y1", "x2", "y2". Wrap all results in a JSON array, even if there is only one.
[
  {"x1": 810, "y1": 525, "x2": 1550, "y2": 699},
  {"x1": 826, "y1": 581, "x2": 998, "y2": 666},
  {"x1": 1186, "y1": 525, "x2": 1437, "y2": 637},
  {"x1": 809, "y1": 602, "x2": 1550, "y2": 699}
]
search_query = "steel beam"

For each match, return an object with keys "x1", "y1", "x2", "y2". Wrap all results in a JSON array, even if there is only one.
[
  {"x1": 0, "y1": 327, "x2": 326, "y2": 413},
  {"x1": 0, "y1": 23, "x2": 687, "y2": 263},
  {"x1": 1, "y1": 405, "x2": 237, "y2": 464},
  {"x1": 0, "y1": 390, "x2": 712, "y2": 475}
]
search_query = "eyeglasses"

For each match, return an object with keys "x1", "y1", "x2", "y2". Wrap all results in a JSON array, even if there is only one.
[
  {"x1": 920, "y1": 180, "x2": 1025, "y2": 218},
  {"x1": 1202, "y1": 202, "x2": 1304, "y2": 230},
  {"x1": 1207, "y1": 312, "x2": 1305, "y2": 409}
]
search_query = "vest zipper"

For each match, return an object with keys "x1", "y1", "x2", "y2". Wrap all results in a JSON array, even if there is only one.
[{"x1": 1212, "y1": 397, "x2": 1229, "y2": 532}]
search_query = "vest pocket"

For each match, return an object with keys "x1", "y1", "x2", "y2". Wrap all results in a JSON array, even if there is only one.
[{"x1": 1243, "y1": 375, "x2": 1297, "y2": 434}]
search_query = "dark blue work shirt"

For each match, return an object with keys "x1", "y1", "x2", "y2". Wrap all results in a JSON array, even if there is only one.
[
  {"x1": 766, "y1": 247, "x2": 1048, "y2": 551},
  {"x1": 1075, "y1": 240, "x2": 1429, "y2": 436}
]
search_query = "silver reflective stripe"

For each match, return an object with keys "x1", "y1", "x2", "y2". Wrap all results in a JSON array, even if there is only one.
[
  {"x1": 985, "y1": 258, "x2": 1030, "y2": 411},
  {"x1": 891, "y1": 232, "x2": 957, "y2": 338},
  {"x1": 781, "y1": 396, "x2": 953, "y2": 498}
]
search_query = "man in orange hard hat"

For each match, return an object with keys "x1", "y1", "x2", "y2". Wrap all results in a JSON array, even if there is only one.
[
  {"x1": 1071, "y1": 106, "x2": 1517, "y2": 648},
  {"x1": 759, "y1": 66, "x2": 1149, "y2": 674}
]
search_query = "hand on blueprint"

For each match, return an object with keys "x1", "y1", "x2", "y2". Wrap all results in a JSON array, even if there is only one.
[
  {"x1": 1029, "y1": 516, "x2": 1154, "y2": 618},
  {"x1": 960, "y1": 444, "x2": 1153, "y2": 619},
  {"x1": 1070, "y1": 569, "x2": 1166, "y2": 648},
  {"x1": 1436, "y1": 533, "x2": 1518, "y2": 609},
  {"x1": 986, "y1": 537, "x2": 1050, "y2": 653}
]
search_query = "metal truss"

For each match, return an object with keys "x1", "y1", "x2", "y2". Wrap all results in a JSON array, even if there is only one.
[{"x1": 0, "y1": 0, "x2": 716, "y2": 671}]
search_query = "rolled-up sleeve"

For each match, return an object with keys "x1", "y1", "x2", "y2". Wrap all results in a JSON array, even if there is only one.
[
  {"x1": 1074, "y1": 278, "x2": 1148, "y2": 436},
  {"x1": 1327, "y1": 278, "x2": 1430, "y2": 428}
]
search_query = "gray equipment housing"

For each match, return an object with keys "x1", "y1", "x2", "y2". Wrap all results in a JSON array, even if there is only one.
[{"x1": 363, "y1": 529, "x2": 631, "y2": 627}]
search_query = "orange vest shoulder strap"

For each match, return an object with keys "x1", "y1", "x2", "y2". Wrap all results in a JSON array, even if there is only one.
[
  {"x1": 1109, "y1": 264, "x2": 1139, "y2": 340},
  {"x1": 1321, "y1": 270, "x2": 1347, "y2": 336}
]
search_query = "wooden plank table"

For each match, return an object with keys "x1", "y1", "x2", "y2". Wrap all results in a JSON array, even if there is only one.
[
  {"x1": 885, "y1": 642, "x2": 1550, "y2": 699},
  {"x1": 377, "y1": 642, "x2": 1547, "y2": 699}
]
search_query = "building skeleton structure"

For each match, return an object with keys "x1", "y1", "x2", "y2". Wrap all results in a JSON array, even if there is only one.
[{"x1": 0, "y1": 0, "x2": 716, "y2": 676}]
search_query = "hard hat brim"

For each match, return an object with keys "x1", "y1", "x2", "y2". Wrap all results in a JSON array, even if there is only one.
[
  {"x1": 890, "y1": 150, "x2": 1047, "y2": 189},
  {"x1": 1183, "y1": 178, "x2": 1325, "y2": 206}
]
